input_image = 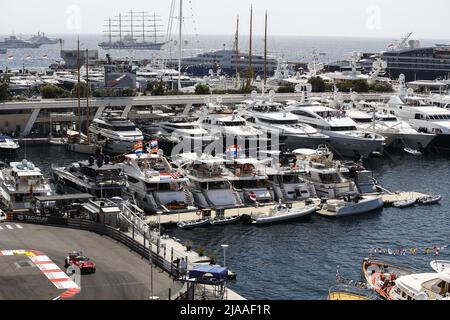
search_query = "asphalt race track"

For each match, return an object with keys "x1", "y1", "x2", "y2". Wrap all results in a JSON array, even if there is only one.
[{"x1": 0, "y1": 223, "x2": 183, "y2": 300}]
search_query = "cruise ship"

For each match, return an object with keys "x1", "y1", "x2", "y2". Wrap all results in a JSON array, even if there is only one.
[
  {"x1": 381, "y1": 33, "x2": 450, "y2": 81},
  {"x1": 0, "y1": 36, "x2": 41, "y2": 49},
  {"x1": 172, "y1": 49, "x2": 278, "y2": 77}
]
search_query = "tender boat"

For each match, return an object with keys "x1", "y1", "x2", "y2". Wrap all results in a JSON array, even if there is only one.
[
  {"x1": 319, "y1": 194, "x2": 384, "y2": 217},
  {"x1": 210, "y1": 215, "x2": 242, "y2": 226},
  {"x1": 393, "y1": 199, "x2": 416, "y2": 208},
  {"x1": 0, "y1": 135, "x2": 20, "y2": 158},
  {"x1": 361, "y1": 258, "x2": 421, "y2": 300},
  {"x1": 177, "y1": 218, "x2": 210, "y2": 229},
  {"x1": 418, "y1": 195, "x2": 442, "y2": 205},
  {"x1": 252, "y1": 203, "x2": 316, "y2": 224},
  {"x1": 404, "y1": 147, "x2": 422, "y2": 156},
  {"x1": 328, "y1": 285, "x2": 382, "y2": 300}
]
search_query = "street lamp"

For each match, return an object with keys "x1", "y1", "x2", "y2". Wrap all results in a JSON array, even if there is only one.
[{"x1": 221, "y1": 244, "x2": 229, "y2": 268}]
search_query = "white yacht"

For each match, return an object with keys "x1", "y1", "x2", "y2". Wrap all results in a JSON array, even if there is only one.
[
  {"x1": 174, "y1": 153, "x2": 244, "y2": 209},
  {"x1": 378, "y1": 95, "x2": 450, "y2": 151},
  {"x1": 239, "y1": 94, "x2": 330, "y2": 151},
  {"x1": 345, "y1": 104, "x2": 436, "y2": 150},
  {"x1": 287, "y1": 104, "x2": 385, "y2": 158},
  {"x1": 89, "y1": 110, "x2": 144, "y2": 155},
  {"x1": 52, "y1": 156, "x2": 127, "y2": 198},
  {"x1": 389, "y1": 261, "x2": 450, "y2": 300},
  {"x1": 143, "y1": 117, "x2": 218, "y2": 153},
  {"x1": 224, "y1": 158, "x2": 275, "y2": 206},
  {"x1": 293, "y1": 147, "x2": 359, "y2": 199},
  {"x1": 119, "y1": 152, "x2": 197, "y2": 214},
  {"x1": 199, "y1": 105, "x2": 268, "y2": 156},
  {"x1": 0, "y1": 135, "x2": 20, "y2": 157},
  {"x1": 0, "y1": 160, "x2": 52, "y2": 211}
]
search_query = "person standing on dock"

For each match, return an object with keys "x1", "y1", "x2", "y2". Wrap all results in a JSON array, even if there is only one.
[{"x1": 179, "y1": 258, "x2": 187, "y2": 280}]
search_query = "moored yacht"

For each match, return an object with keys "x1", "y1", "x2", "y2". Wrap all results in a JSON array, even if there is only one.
[
  {"x1": 89, "y1": 110, "x2": 144, "y2": 155},
  {"x1": 119, "y1": 152, "x2": 197, "y2": 214},
  {"x1": 174, "y1": 153, "x2": 244, "y2": 209},
  {"x1": 52, "y1": 156, "x2": 127, "y2": 198},
  {"x1": 0, "y1": 135, "x2": 20, "y2": 158},
  {"x1": 0, "y1": 160, "x2": 52, "y2": 211},
  {"x1": 378, "y1": 95, "x2": 450, "y2": 151},
  {"x1": 346, "y1": 102, "x2": 436, "y2": 150},
  {"x1": 287, "y1": 103, "x2": 385, "y2": 158},
  {"x1": 239, "y1": 93, "x2": 330, "y2": 151}
]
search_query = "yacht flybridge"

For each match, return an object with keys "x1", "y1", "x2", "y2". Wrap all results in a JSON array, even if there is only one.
[
  {"x1": 379, "y1": 95, "x2": 450, "y2": 151},
  {"x1": 238, "y1": 91, "x2": 330, "y2": 151},
  {"x1": 119, "y1": 152, "x2": 197, "y2": 214},
  {"x1": 174, "y1": 153, "x2": 244, "y2": 210},
  {"x1": 0, "y1": 160, "x2": 52, "y2": 211},
  {"x1": 287, "y1": 103, "x2": 385, "y2": 158},
  {"x1": 89, "y1": 110, "x2": 144, "y2": 155}
]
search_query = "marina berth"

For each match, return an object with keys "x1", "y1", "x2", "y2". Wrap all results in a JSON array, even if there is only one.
[
  {"x1": 0, "y1": 160, "x2": 52, "y2": 211},
  {"x1": 344, "y1": 102, "x2": 436, "y2": 151},
  {"x1": 119, "y1": 152, "x2": 198, "y2": 215},
  {"x1": 287, "y1": 103, "x2": 385, "y2": 158},
  {"x1": 89, "y1": 110, "x2": 144, "y2": 155},
  {"x1": 238, "y1": 91, "x2": 330, "y2": 151},
  {"x1": 173, "y1": 153, "x2": 244, "y2": 210},
  {"x1": 52, "y1": 155, "x2": 127, "y2": 198}
]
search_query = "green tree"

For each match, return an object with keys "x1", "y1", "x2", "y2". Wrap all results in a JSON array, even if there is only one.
[
  {"x1": 337, "y1": 79, "x2": 370, "y2": 93},
  {"x1": 277, "y1": 85, "x2": 295, "y2": 93},
  {"x1": 151, "y1": 81, "x2": 165, "y2": 96},
  {"x1": 195, "y1": 83, "x2": 210, "y2": 95},
  {"x1": 41, "y1": 84, "x2": 71, "y2": 99},
  {"x1": 0, "y1": 76, "x2": 10, "y2": 101},
  {"x1": 308, "y1": 76, "x2": 327, "y2": 92},
  {"x1": 72, "y1": 82, "x2": 89, "y2": 98}
]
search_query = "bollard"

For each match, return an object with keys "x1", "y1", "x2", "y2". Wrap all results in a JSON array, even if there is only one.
[{"x1": 168, "y1": 288, "x2": 171, "y2": 301}]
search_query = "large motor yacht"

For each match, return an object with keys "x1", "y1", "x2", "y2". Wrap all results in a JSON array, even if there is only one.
[
  {"x1": 239, "y1": 93, "x2": 330, "y2": 151},
  {"x1": 0, "y1": 160, "x2": 52, "y2": 211},
  {"x1": 378, "y1": 95, "x2": 450, "y2": 151},
  {"x1": 89, "y1": 110, "x2": 144, "y2": 155},
  {"x1": 52, "y1": 156, "x2": 127, "y2": 198},
  {"x1": 287, "y1": 103, "x2": 385, "y2": 158},
  {"x1": 119, "y1": 152, "x2": 197, "y2": 214},
  {"x1": 174, "y1": 153, "x2": 244, "y2": 209},
  {"x1": 345, "y1": 103, "x2": 436, "y2": 150}
]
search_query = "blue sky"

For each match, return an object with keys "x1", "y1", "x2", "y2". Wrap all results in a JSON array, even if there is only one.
[{"x1": 0, "y1": 0, "x2": 448, "y2": 39}]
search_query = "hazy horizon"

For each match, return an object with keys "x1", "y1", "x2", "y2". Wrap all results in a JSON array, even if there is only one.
[{"x1": 0, "y1": 0, "x2": 449, "y2": 40}]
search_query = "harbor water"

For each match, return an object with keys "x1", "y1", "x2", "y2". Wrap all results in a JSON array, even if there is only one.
[{"x1": 10, "y1": 145, "x2": 450, "y2": 300}]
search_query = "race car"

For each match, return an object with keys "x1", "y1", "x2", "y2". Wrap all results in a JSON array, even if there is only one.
[{"x1": 64, "y1": 251, "x2": 96, "y2": 274}]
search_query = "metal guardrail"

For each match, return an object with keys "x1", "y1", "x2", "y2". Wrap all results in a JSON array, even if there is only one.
[{"x1": 11, "y1": 213, "x2": 178, "y2": 278}]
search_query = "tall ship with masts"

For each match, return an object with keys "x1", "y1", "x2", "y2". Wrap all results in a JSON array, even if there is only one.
[{"x1": 99, "y1": 9, "x2": 168, "y2": 50}]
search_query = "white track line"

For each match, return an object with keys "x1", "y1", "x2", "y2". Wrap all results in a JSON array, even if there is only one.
[
  {"x1": 15, "y1": 224, "x2": 23, "y2": 229},
  {"x1": 5, "y1": 225, "x2": 13, "y2": 230}
]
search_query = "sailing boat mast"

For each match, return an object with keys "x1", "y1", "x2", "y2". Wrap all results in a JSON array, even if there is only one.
[
  {"x1": 248, "y1": 5, "x2": 254, "y2": 85},
  {"x1": 264, "y1": 11, "x2": 268, "y2": 89},
  {"x1": 86, "y1": 48, "x2": 91, "y2": 144},
  {"x1": 77, "y1": 39, "x2": 81, "y2": 138},
  {"x1": 235, "y1": 15, "x2": 240, "y2": 86},
  {"x1": 178, "y1": 0, "x2": 183, "y2": 91}
]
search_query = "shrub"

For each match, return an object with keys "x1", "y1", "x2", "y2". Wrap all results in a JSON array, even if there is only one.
[
  {"x1": 195, "y1": 83, "x2": 211, "y2": 95},
  {"x1": 308, "y1": 76, "x2": 327, "y2": 92},
  {"x1": 41, "y1": 84, "x2": 71, "y2": 99},
  {"x1": 277, "y1": 85, "x2": 295, "y2": 93},
  {"x1": 195, "y1": 246, "x2": 206, "y2": 257},
  {"x1": 184, "y1": 241, "x2": 193, "y2": 252}
]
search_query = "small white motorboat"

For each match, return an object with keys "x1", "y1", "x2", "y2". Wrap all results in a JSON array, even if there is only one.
[
  {"x1": 319, "y1": 195, "x2": 384, "y2": 217},
  {"x1": 417, "y1": 195, "x2": 442, "y2": 205},
  {"x1": 252, "y1": 204, "x2": 316, "y2": 224},
  {"x1": 177, "y1": 218, "x2": 210, "y2": 230},
  {"x1": 210, "y1": 215, "x2": 241, "y2": 226},
  {"x1": 404, "y1": 148, "x2": 422, "y2": 156},
  {"x1": 393, "y1": 199, "x2": 416, "y2": 208}
]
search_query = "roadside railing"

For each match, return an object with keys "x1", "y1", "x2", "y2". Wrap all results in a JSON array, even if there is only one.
[{"x1": 10, "y1": 212, "x2": 178, "y2": 278}]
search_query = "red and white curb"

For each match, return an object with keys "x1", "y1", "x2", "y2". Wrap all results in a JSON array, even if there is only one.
[{"x1": 0, "y1": 250, "x2": 80, "y2": 300}]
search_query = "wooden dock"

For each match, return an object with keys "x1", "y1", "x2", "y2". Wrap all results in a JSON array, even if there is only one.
[{"x1": 381, "y1": 192, "x2": 429, "y2": 206}]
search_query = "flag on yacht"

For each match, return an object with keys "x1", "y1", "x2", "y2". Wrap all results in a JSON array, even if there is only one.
[{"x1": 134, "y1": 141, "x2": 144, "y2": 154}]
